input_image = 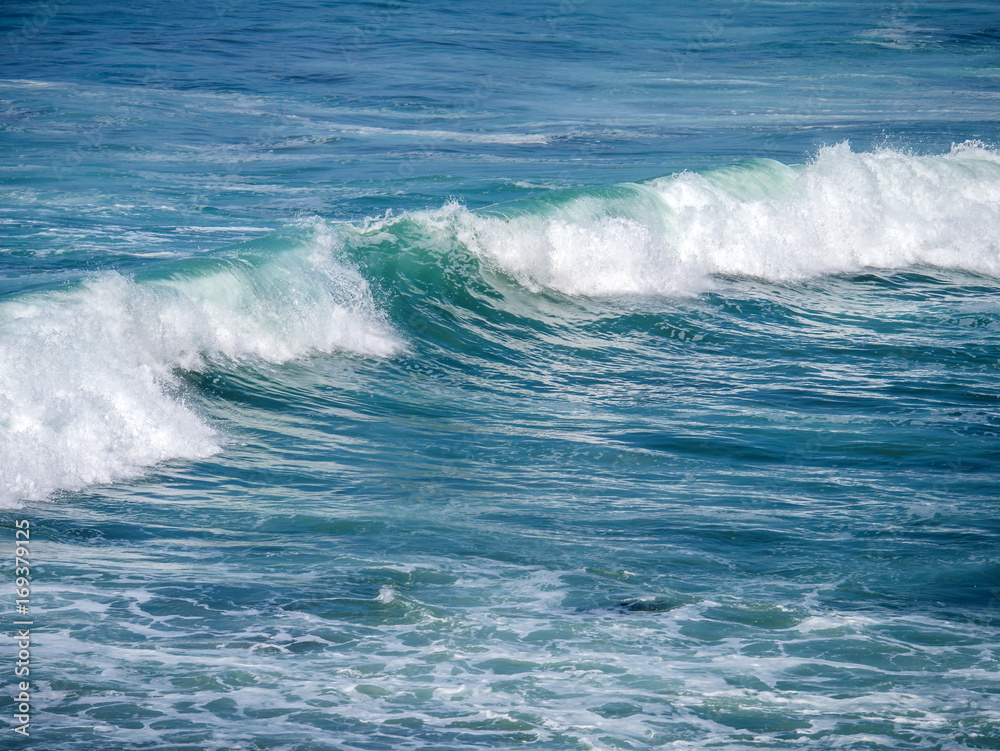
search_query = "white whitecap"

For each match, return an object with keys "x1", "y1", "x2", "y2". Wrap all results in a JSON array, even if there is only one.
[
  {"x1": 443, "y1": 142, "x2": 1000, "y2": 296},
  {"x1": 0, "y1": 220, "x2": 400, "y2": 507}
]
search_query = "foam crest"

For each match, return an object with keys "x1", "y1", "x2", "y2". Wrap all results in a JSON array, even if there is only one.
[
  {"x1": 449, "y1": 142, "x2": 1000, "y2": 295},
  {"x1": 0, "y1": 221, "x2": 400, "y2": 506}
]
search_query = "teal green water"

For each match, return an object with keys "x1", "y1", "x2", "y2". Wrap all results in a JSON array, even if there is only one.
[{"x1": 2, "y1": 2, "x2": 1000, "y2": 749}]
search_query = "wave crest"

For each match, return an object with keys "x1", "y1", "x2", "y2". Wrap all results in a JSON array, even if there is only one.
[
  {"x1": 0, "y1": 221, "x2": 400, "y2": 506},
  {"x1": 437, "y1": 142, "x2": 1000, "y2": 296}
]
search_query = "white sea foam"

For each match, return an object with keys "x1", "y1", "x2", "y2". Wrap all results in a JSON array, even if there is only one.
[
  {"x1": 35, "y1": 557, "x2": 999, "y2": 750},
  {"x1": 447, "y1": 142, "x2": 1000, "y2": 296},
  {"x1": 338, "y1": 124, "x2": 549, "y2": 145},
  {"x1": 0, "y1": 221, "x2": 400, "y2": 506}
]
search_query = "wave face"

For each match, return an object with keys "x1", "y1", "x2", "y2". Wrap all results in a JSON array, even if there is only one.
[
  {"x1": 434, "y1": 142, "x2": 1000, "y2": 296},
  {"x1": 0, "y1": 222, "x2": 400, "y2": 506},
  {"x1": 6, "y1": 144, "x2": 1000, "y2": 506}
]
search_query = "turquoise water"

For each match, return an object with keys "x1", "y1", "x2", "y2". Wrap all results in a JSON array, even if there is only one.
[{"x1": 2, "y1": 2, "x2": 1000, "y2": 749}]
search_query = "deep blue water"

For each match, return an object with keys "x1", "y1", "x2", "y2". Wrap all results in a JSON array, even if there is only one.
[{"x1": 2, "y1": 1, "x2": 1000, "y2": 749}]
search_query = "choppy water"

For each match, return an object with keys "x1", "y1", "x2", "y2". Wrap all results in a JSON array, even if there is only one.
[{"x1": 2, "y1": 1, "x2": 1000, "y2": 749}]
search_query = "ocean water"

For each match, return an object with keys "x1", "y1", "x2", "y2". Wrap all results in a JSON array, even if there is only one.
[{"x1": 2, "y1": 1, "x2": 1000, "y2": 749}]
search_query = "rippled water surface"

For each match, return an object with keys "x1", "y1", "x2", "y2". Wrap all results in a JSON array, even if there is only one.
[{"x1": 2, "y1": 1, "x2": 1000, "y2": 748}]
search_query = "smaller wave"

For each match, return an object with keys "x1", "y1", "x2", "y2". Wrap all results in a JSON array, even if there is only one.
[
  {"x1": 0, "y1": 220, "x2": 400, "y2": 506},
  {"x1": 425, "y1": 141, "x2": 1000, "y2": 296}
]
